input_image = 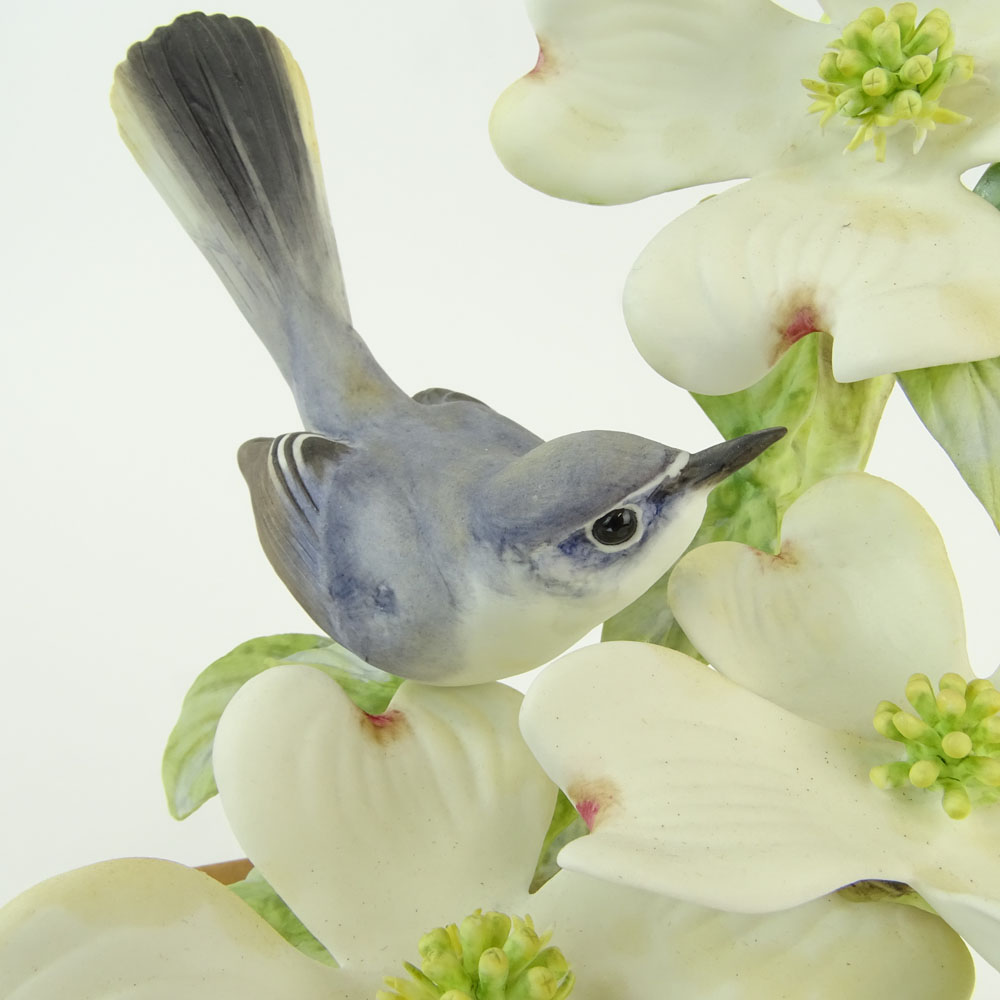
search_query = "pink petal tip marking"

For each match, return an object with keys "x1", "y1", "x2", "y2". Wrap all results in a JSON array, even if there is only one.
[
  {"x1": 782, "y1": 306, "x2": 820, "y2": 346},
  {"x1": 359, "y1": 708, "x2": 408, "y2": 746},
  {"x1": 529, "y1": 38, "x2": 555, "y2": 77},
  {"x1": 575, "y1": 798, "x2": 601, "y2": 831},
  {"x1": 364, "y1": 710, "x2": 401, "y2": 728},
  {"x1": 568, "y1": 778, "x2": 620, "y2": 830}
]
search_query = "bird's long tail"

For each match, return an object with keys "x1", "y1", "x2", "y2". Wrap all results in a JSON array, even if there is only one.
[{"x1": 111, "y1": 13, "x2": 405, "y2": 435}]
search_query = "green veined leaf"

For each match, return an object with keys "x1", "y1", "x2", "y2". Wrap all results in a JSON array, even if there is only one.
[
  {"x1": 163, "y1": 634, "x2": 402, "y2": 819},
  {"x1": 898, "y1": 358, "x2": 1000, "y2": 533},
  {"x1": 529, "y1": 791, "x2": 588, "y2": 893}
]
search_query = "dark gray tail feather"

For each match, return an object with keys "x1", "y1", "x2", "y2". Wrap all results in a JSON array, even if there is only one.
[{"x1": 112, "y1": 13, "x2": 405, "y2": 434}]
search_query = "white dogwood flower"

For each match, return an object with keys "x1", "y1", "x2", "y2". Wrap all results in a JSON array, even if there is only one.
[
  {"x1": 490, "y1": 1, "x2": 1000, "y2": 392},
  {"x1": 0, "y1": 664, "x2": 976, "y2": 998},
  {"x1": 521, "y1": 473, "x2": 1000, "y2": 976}
]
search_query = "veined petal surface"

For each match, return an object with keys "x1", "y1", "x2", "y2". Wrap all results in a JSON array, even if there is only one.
[
  {"x1": 521, "y1": 642, "x2": 1000, "y2": 939},
  {"x1": 0, "y1": 858, "x2": 359, "y2": 999},
  {"x1": 624, "y1": 168, "x2": 1000, "y2": 393},
  {"x1": 530, "y1": 870, "x2": 974, "y2": 1000},
  {"x1": 490, "y1": 0, "x2": 829, "y2": 203},
  {"x1": 668, "y1": 473, "x2": 970, "y2": 735},
  {"x1": 213, "y1": 666, "x2": 557, "y2": 972},
  {"x1": 522, "y1": 641, "x2": 897, "y2": 911}
]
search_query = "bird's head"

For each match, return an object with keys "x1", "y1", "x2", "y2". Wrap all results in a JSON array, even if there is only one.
[{"x1": 475, "y1": 426, "x2": 786, "y2": 613}]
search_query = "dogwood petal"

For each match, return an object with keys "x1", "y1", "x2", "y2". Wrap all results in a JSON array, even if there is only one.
[
  {"x1": 522, "y1": 641, "x2": 898, "y2": 910},
  {"x1": 214, "y1": 666, "x2": 557, "y2": 973},
  {"x1": 529, "y1": 870, "x2": 974, "y2": 1000},
  {"x1": 489, "y1": 0, "x2": 829, "y2": 204},
  {"x1": 623, "y1": 167, "x2": 1000, "y2": 393},
  {"x1": 522, "y1": 641, "x2": 1000, "y2": 922},
  {"x1": 914, "y1": 885, "x2": 1000, "y2": 973},
  {"x1": 0, "y1": 858, "x2": 363, "y2": 999},
  {"x1": 668, "y1": 474, "x2": 970, "y2": 736}
]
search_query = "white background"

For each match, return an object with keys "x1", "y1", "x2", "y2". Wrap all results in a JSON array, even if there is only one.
[{"x1": 2, "y1": 0, "x2": 999, "y2": 992}]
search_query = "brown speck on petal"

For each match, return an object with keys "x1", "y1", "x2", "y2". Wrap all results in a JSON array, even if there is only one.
[{"x1": 754, "y1": 541, "x2": 797, "y2": 568}]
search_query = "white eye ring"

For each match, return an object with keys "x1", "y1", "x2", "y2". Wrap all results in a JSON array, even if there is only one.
[{"x1": 586, "y1": 503, "x2": 644, "y2": 552}]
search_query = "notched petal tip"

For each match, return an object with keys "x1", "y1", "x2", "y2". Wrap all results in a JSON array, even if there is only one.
[
  {"x1": 669, "y1": 473, "x2": 971, "y2": 734},
  {"x1": 215, "y1": 667, "x2": 556, "y2": 970},
  {"x1": 530, "y1": 39, "x2": 551, "y2": 76},
  {"x1": 566, "y1": 777, "x2": 622, "y2": 832},
  {"x1": 359, "y1": 708, "x2": 409, "y2": 745},
  {"x1": 624, "y1": 170, "x2": 1000, "y2": 394}
]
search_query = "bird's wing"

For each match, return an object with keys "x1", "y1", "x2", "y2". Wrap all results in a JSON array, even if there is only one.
[
  {"x1": 237, "y1": 432, "x2": 350, "y2": 634},
  {"x1": 112, "y1": 13, "x2": 404, "y2": 434}
]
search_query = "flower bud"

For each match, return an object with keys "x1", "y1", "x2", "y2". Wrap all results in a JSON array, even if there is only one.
[
  {"x1": 892, "y1": 89, "x2": 923, "y2": 118},
  {"x1": 838, "y1": 48, "x2": 876, "y2": 78},
  {"x1": 906, "y1": 13, "x2": 951, "y2": 56},
  {"x1": 899, "y1": 53, "x2": 934, "y2": 85},
  {"x1": 843, "y1": 18, "x2": 876, "y2": 53},
  {"x1": 862, "y1": 67, "x2": 896, "y2": 96},
  {"x1": 818, "y1": 52, "x2": 844, "y2": 82},
  {"x1": 941, "y1": 731, "x2": 972, "y2": 759},
  {"x1": 873, "y1": 19, "x2": 905, "y2": 69},
  {"x1": 942, "y1": 783, "x2": 971, "y2": 819},
  {"x1": 968, "y1": 756, "x2": 1000, "y2": 787},
  {"x1": 909, "y1": 759, "x2": 941, "y2": 787},
  {"x1": 893, "y1": 710, "x2": 931, "y2": 741},
  {"x1": 890, "y1": 3, "x2": 918, "y2": 39},
  {"x1": 905, "y1": 674, "x2": 938, "y2": 722}
]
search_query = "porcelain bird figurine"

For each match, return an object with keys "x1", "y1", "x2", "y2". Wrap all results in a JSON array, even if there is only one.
[{"x1": 111, "y1": 13, "x2": 784, "y2": 684}]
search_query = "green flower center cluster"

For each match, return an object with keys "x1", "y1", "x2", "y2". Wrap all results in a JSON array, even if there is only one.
[
  {"x1": 378, "y1": 910, "x2": 575, "y2": 1000},
  {"x1": 802, "y1": 4, "x2": 974, "y2": 161},
  {"x1": 870, "y1": 672, "x2": 1000, "y2": 819}
]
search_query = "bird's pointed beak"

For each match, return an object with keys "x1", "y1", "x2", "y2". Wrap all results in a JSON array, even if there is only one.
[{"x1": 672, "y1": 426, "x2": 787, "y2": 491}]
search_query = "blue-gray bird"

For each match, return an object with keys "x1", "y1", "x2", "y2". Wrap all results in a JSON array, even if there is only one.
[{"x1": 111, "y1": 13, "x2": 784, "y2": 685}]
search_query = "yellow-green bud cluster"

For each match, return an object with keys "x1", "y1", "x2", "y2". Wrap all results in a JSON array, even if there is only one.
[
  {"x1": 870, "y1": 672, "x2": 1000, "y2": 819},
  {"x1": 802, "y1": 4, "x2": 974, "y2": 161},
  {"x1": 378, "y1": 910, "x2": 575, "y2": 1000}
]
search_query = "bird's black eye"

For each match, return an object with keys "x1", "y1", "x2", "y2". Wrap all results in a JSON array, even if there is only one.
[{"x1": 591, "y1": 507, "x2": 639, "y2": 546}]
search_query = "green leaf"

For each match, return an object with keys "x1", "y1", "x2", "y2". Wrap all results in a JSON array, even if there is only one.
[
  {"x1": 163, "y1": 634, "x2": 403, "y2": 819},
  {"x1": 974, "y1": 162, "x2": 1000, "y2": 211},
  {"x1": 529, "y1": 791, "x2": 588, "y2": 893},
  {"x1": 605, "y1": 334, "x2": 893, "y2": 649},
  {"x1": 282, "y1": 643, "x2": 404, "y2": 715},
  {"x1": 897, "y1": 358, "x2": 1000, "y2": 533},
  {"x1": 695, "y1": 332, "x2": 893, "y2": 528},
  {"x1": 230, "y1": 868, "x2": 336, "y2": 966},
  {"x1": 163, "y1": 634, "x2": 327, "y2": 819}
]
